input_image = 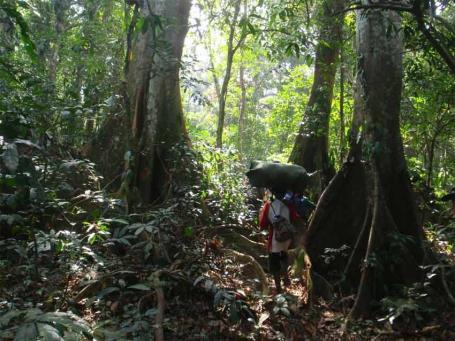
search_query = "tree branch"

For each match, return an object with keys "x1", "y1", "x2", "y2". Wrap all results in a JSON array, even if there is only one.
[
  {"x1": 335, "y1": 2, "x2": 413, "y2": 16},
  {"x1": 415, "y1": 13, "x2": 455, "y2": 75},
  {"x1": 340, "y1": 1, "x2": 455, "y2": 76}
]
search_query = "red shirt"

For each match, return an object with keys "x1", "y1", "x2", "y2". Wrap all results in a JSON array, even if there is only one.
[{"x1": 259, "y1": 201, "x2": 298, "y2": 252}]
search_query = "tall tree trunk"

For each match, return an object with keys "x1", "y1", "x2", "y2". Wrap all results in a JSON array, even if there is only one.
[
  {"x1": 305, "y1": 7, "x2": 424, "y2": 318},
  {"x1": 0, "y1": 0, "x2": 15, "y2": 54},
  {"x1": 289, "y1": 0, "x2": 344, "y2": 193},
  {"x1": 48, "y1": 0, "x2": 70, "y2": 84},
  {"x1": 126, "y1": 0, "x2": 191, "y2": 203},
  {"x1": 206, "y1": 29, "x2": 221, "y2": 101},
  {"x1": 339, "y1": 44, "x2": 346, "y2": 165},
  {"x1": 426, "y1": 134, "x2": 437, "y2": 188},
  {"x1": 238, "y1": 60, "x2": 247, "y2": 157}
]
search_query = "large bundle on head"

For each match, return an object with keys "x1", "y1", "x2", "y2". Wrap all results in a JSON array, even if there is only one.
[{"x1": 246, "y1": 160, "x2": 314, "y2": 192}]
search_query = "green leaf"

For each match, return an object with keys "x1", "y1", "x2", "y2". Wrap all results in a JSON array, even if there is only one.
[
  {"x1": 135, "y1": 17, "x2": 145, "y2": 33},
  {"x1": 0, "y1": 310, "x2": 23, "y2": 328},
  {"x1": 87, "y1": 233, "x2": 97, "y2": 244},
  {"x1": 141, "y1": 17, "x2": 150, "y2": 34},
  {"x1": 145, "y1": 225, "x2": 155, "y2": 233},
  {"x1": 134, "y1": 226, "x2": 145, "y2": 236},
  {"x1": 305, "y1": 54, "x2": 313, "y2": 66},
  {"x1": 117, "y1": 238, "x2": 131, "y2": 246},
  {"x1": 15, "y1": 322, "x2": 39, "y2": 340},
  {"x1": 280, "y1": 307, "x2": 291, "y2": 317},
  {"x1": 229, "y1": 303, "x2": 241, "y2": 323},
  {"x1": 275, "y1": 295, "x2": 286, "y2": 304},
  {"x1": 183, "y1": 226, "x2": 194, "y2": 237},
  {"x1": 144, "y1": 308, "x2": 158, "y2": 317},
  {"x1": 96, "y1": 287, "x2": 120, "y2": 299},
  {"x1": 247, "y1": 22, "x2": 256, "y2": 35},
  {"x1": 127, "y1": 284, "x2": 151, "y2": 291},
  {"x1": 0, "y1": 214, "x2": 22, "y2": 226},
  {"x1": 38, "y1": 312, "x2": 92, "y2": 338},
  {"x1": 22, "y1": 308, "x2": 43, "y2": 322},
  {"x1": 2, "y1": 143, "x2": 19, "y2": 173},
  {"x1": 36, "y1": 323, "x2": 64, "y2": 341},
  {"x1": 0, "y1": 3, "x2": 37, "y2": 62},
  {"x1": 101, "y1": 218, "x2": 129, "y2": 225}
]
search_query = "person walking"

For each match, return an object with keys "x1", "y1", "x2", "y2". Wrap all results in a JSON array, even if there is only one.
[{"x1": 259, "y1": 189, "x2": 298, "y2": 293}]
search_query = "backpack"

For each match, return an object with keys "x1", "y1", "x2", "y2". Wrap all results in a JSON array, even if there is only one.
[
  {"x1": 270, "y1": 201, "x2": 295, "y2": 242},
  {"x1": 294, "y1": 195, "x2": 316, "y2": 218}
]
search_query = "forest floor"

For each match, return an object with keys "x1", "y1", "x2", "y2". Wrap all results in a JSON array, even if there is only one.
[
  {"x1": 2, "y1": 211, "x2": 455, "y2": 340},
  {"x1": 1, "y1": 160, "x2": 455, "y2": 340}
]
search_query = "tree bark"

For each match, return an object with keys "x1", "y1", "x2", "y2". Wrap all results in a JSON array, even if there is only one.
[
  {"x1": 339, "y1": 44, "x2": 346, "y2": 165},
  {"x1": 305, "y1": 7, "x2": 424, "y2": 317},
  {"x1": 48, "y1": 0, "x2": 71, "y2": 84},
  {"x1": 215, "y1": 0, "x2": 244, "y2": 149},
  {"x1": 426, "y1": 134, "x2": 437, "y2": 188},
  {"x1": 206, "y1": 29, "x2": 221, "y2": 101},
  {"x1": 289, "y1": 0, "x2": 344, "y2": 193},
  {"x1": 238, "y1": 60, "x2": 247, "y2": 157},
  {"x1": 0, "y1": 0, "x2": 15, "y2": 54},
  {"x1": 126, "y1": 0, "x2": 191, "y2": 203}
]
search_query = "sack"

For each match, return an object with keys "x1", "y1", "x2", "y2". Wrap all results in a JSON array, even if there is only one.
[
  {"x1": 246, "y1": 161, "x2": 314, "y2": 192},
  {"x1": 272, "y1": 215, "x2": 295, "y2": 242},
  {"x1": 270, "y1": 201, "x2": 295, "y2": 242}
]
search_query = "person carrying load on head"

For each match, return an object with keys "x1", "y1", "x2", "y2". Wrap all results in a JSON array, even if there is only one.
[{"x1": 259, "y1": 188, "x2": 299, "y2": 294}]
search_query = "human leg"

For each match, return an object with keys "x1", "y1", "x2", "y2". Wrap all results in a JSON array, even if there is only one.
[
  {"x1": 280, "y1": 251, "x2": 290, "y2": 287},
  {"x1": 269, "y1": 252, "x2": 282, "y2": 292}
]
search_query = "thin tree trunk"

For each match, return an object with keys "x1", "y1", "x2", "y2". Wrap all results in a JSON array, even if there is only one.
[
  {"x1": 426, "y1": 135, "x2": 437, "y2": 188},
  {"x1": 425, "y1": 114, "x2": 454, "y2": 188},
  {"x1": 216, "y1": 0, "x2": 242, "y2": 149},
  {"x1": 0, "y1": 1, "x2": 15, "y2": 54},
  {"x1": 339, "y1": 44, "x2": 346, "y2": 165},
  {"x1": 238, "y1": 61, "x2": 247, "y2": 156},
  {"x1": 206, "y1": 30, "x2": 221, "y2": 101},
  {"x1": 289, "y1": 0, "x2": 344, "y2": 192},
  {"x1": 48, "y1": 0, "x2": 71, "y2": 84}
]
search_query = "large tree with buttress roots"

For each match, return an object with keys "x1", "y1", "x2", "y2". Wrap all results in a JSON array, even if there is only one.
[{"x1": 305, "y1": 7, "x2": 424, "y2": 318}]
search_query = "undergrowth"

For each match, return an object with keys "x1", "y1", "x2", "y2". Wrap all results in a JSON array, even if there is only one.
[{"x1": 1, "y1": 139, "x2": 455, "y2": 340}]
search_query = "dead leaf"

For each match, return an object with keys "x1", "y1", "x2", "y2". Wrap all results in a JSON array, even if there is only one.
[
  {"x1": 110, "y1": 301, "x2": 120, "y2": 314},
  {"x1": 258, "y1": 311, "x2": 270, "y2": 327},
  {"x1": 303, "y1": 322, "x2": 317, "y2": 336}
]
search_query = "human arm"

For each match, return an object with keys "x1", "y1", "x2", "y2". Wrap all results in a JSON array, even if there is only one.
[{"x1": 259, "y1": 201, "x2": 271, "y2": 230}]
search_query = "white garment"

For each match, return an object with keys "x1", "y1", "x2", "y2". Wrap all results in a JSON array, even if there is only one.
[{"x1": 268, "y1": 200, "x2": 292, "y2": 253}]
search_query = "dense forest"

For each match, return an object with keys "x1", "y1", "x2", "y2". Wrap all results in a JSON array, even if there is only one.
[{"x1": 1, "y1": 0, "x2": 455, "y2": 339}]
